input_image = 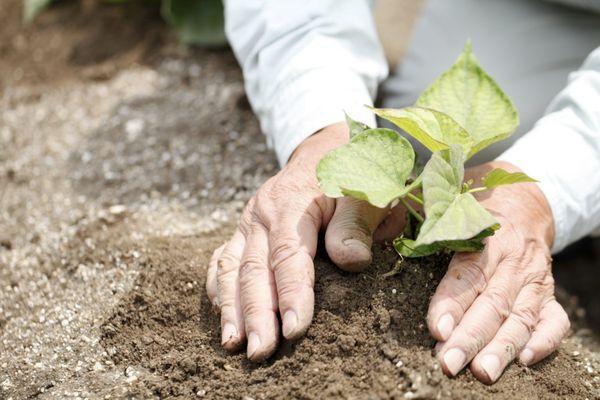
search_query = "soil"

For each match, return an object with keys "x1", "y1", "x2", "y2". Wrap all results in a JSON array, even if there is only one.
[
  {"x1": 0, "y1": 1, "x2": 598, "y2": 399},
  {"x1": 101, "y1": 239, "x2": 599, "y2": 400}
]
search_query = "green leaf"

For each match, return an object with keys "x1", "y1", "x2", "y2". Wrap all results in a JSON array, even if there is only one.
[
  {"x1": 394, "y1": 237, "x2": 441, "y2": 258},
  {"x1": 416, "y1": 41, "x2": 519, "y2": 158},
  {"x1": 162, "y1": 0, "x2": 227, "y2": 47},
  {"x1": 481, "y1": 168, "x2": 537, "y2": 190},
  {"x1": 345, "y1": 112, "x2": 370, "y2": 139},
  {"x1": 369, "y1": 106, "x2": 473, "y2": 156},
  {"x1": 394, "y1": 226, "x2": 496, "y2": 258},
  {"x1": 23, "y1": 0, "x2": 52, "y2": 23},
  {"x1": 414, "y1": 145, "x2": 499, "y2": 246},
  {"x1": 316, "y1": 128, "x2": 415, "y2": 208},
  {"x1": 441, "y1": 227, "x2": 497, "y2": 252}
]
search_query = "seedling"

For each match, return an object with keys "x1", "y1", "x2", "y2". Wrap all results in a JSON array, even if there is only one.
[{"x1": 317, "y1": 42, "x2": 536, "y2": 258}]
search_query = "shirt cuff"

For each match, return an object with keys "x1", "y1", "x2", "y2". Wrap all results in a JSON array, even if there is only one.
[{"x1": 261, "y1": 67, "x2": 377, "y2": 166}]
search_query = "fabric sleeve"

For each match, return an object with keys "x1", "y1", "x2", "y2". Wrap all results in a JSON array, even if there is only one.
[
  {"x1": 223, "y1": 0, "x2": 389, "y2": 166},
  {"x1": 498, "y1": 46, "x2": 600, "y2": 253}
]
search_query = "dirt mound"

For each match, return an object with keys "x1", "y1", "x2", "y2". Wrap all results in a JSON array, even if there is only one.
[{"x1": 101, "y1": 233, "x2": 598, "y2": 399}]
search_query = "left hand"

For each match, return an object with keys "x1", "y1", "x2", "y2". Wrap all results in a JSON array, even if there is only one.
[{"x1": 428, "y1": 161, "x2": 570, "y2": 383}]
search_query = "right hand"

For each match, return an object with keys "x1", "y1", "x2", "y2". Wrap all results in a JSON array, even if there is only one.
[{"x1": 205, "y1": 122, "x2": 406, "y2": 360}]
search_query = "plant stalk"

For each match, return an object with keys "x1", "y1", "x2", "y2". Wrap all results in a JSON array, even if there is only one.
[
  {"x1": 399, "y1": 198, "x2": 424, "y2": 224},
  {"x1": 468, "y1": 187, "x2": 488, "y2": 194},
  {"x1": 406, "y1": 192, "x2": 423, "y2": 205}
]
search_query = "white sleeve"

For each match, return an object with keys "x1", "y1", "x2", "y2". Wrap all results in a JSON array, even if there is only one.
[
  {"x1": 498, "y1": 46, "x2": 600, "y2": 253},
  {"x1": 223, "y1": 0, "x2": 388, "y2": 166}
]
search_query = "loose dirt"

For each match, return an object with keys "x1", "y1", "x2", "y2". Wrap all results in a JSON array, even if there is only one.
[
  {"x1": 101, "y1": 238, "x2": 599, "y2": 399},
  {"x1": 0, "y1": 1, "x2": 598, "y2": 399}
]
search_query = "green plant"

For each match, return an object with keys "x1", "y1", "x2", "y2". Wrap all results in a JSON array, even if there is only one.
[
  {"x1": 23, "y1": 0, "x2": 226, "y2": 47},
  {"x1": 317, "y1": 42, "x2": 536, "y2": 259}
]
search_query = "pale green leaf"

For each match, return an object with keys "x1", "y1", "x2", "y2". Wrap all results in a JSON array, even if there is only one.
[
  {"x1": 482, "y1": 168, "x2": 537, "y2": 189},
  {"x1": 316, "y1": 129, "x2": 415, "y2": 208},
  {"x1": 394, "y1": 237, "x2": 440, "y2": 258},
  {"x1": 24, "y1": 0, "x2": 52, "y2": 23},
  {"x1": 345, "y1": 112, "x2": 370, "y2": 139},
  {"x1": 370, "y1": 106, "x2": 473, "y2": 156},
  {"x1": 394, "y1": 226, "x2": 496, "y2": 257},
  {"x1": 415, "y1": 146, "x2": 499, "y2": 246},
  {"x1": 416, "y1": 41, "x2": 519, "y2": 158},
  {"x1": 441, "y1": 227, "x2": 497, "y2": 252}
]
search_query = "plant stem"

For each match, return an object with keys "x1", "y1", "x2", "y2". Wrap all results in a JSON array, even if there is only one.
[
  {"x1": 406, "y1": 192, "x2": 423, "y2": 205},
  {"x1": 400, "y1": 198, "x2": 424, "y2": 224}
]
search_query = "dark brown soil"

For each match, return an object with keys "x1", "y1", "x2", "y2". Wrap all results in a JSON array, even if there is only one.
[{"x1": 101, "y1": 232, "x2": 598, "y2": 399}]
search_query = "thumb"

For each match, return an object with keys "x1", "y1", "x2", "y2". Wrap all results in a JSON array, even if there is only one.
[{"x1": 325, "y1": 197, "x2": 389, "y2": 272}]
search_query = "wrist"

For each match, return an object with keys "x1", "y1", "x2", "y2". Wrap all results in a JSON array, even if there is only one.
[{"x1": 289, "y1": 122, "x2": 349, "y2": 165}]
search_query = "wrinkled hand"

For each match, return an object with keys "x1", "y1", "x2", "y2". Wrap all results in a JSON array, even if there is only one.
[
  {"x1": 205, "y1": 122, "x2": 404, "y2": 360},
  {"x1": 429, "y1": 161, "x2": 570, "y2": 383}
]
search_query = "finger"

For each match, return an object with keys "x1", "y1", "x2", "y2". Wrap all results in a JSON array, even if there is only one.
[
  {"x1": 239, "y1": 222, "x2": 279, "y2": 361},
  {"x1": 436, "y1": 257, "x2": 524, "y2": 377},
  {"x1": 216, "y1": 229, "x2": 246, "y2": 351},
  {"x1": 325, "y1": 197, "x2": 389, "y2": 272},
  {"x1": 518, "y1": 298, "x2": 570, "y2": 366},
  {"x1": 427, "y1": 248, "x2": 501, "y2": 342},
  {"x1": 373, "y1": 203, "x2": 407, "y2": 242},
  {"x1": 206, "y1": 243, "x2": 225, "y2": 308},
  {"x1": 470, "y1": 279, "x2": 547, "y2": 383},
  {"x1": 269, "y1": 208, "x2": 320, "y2": 340}
]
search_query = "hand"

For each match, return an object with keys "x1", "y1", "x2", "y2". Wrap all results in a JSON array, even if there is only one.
[
  {"x1": 205, "y1": 122, "x2": 403, "y2": 360},
  {"x1": 428, "y1": 161, "x2": 570, "y2": 383}
]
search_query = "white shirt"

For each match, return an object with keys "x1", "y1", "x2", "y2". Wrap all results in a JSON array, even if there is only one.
[{"x1": 223, "y1": 0, "x2": 600, "y2": 253}]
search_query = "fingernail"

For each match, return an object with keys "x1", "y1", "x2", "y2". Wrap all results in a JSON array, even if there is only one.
[
  {"x1": 443, "y1": 348, "x2": 466, "y2": 376},
  {"x1": 282, "y1": 310, "x2": 298, "y2": 338},
  {"x1": 247, "y1": 331, "x2": 261, "y2": 358},
  {"x1": 437, "y1": 313, "x2": 455, "y2": 341},
  {"x1": 519, "y1": 347, "x2": 534, "y2": 366},
  {"x1": 221, "y1": 323, "x2": 237, "y2": 345},
  {"x1": 480, "y1": 354, "x2": 502, "y2": 382}
]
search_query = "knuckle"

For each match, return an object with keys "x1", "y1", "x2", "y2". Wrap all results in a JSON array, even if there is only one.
[
  {"x1": 270, "y1": 238, "x2": 298, "y2": 272},
  {"x1": 242, "y1": 302, "x2": 268, "y2": 319},
  {"x1": 239, "y1": 254, "x2": 267, "y2": 277},
  {"x1": 239, "y1": 205, "x2": 256, "y2": 236},
  {"x1": 481, "y1": 286, "x2": 512, "y2": 322},
  {"x1": 448, "y1": 259, "x2": 488, "y2": 294},
  {"x1": 512, "y1": 304, "x2": 539, "y2": 334},
  {"x1": 542, "y1": 331, "x2": 562, "y2": 350},
  {"x1": 460, "y1": 325, "x2": 489, "y2": 355},
  {"x1": 217, "y1": 252, "x2": 239, "y2": 275},
  {"x1": 428, "y1": 294, "x2": 464, "y2": 327},
  {"x1": 219, "y1": 304, "x2": 236, "y2": 317},
  {"x1": 254, "y1": 189, "x2": 274, "y2": 212},
  {"x1": 278, "y1": 279, "x2": 313, "y2": 299},
  {"x1": 210, "y1": 244, "x2": 226, "y2": 262},
  {"x1": 524, "y1": 269, "x2": 548, "y2": 287}
]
